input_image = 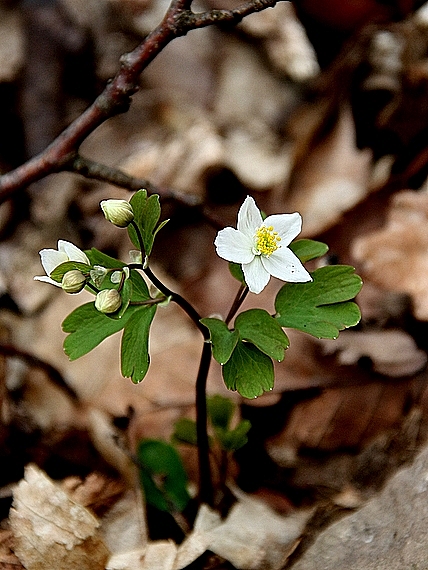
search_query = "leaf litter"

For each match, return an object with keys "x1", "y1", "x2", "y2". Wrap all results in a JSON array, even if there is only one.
[{"x1": 2, "y1": 1, "x2": 428, "y2": 569}]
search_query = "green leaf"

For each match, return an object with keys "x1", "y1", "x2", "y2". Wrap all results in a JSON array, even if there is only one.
[
  {"x1": 275, "y1": 265, "x2": 363, "y2": 339},
  {"x1": 137, "y1": 439, "x2": 190, "y2": 512},
  {"x1": 207, "y1": 394, "x2": 234, "y2": 430},
  {"x1": 223, "y1": 342, "x2": 274, "y2": 399},
  {"x1": 128, "y1": 190, "x2": 162, "y2": 256},
  {"x1": 114, "y1": 279, "x2": 132, "y2": 319},
  {"x1": 172, "y1": 417, "x2": 198, "y2": 446},
  {"x1": 216, "y1": 420, "x2": 251, "y2": 452},
  {"x1": 62, "y1": 302, "x2": 140, "y2": 360},
  {"x1": 86, "y1": 248, "x2": 125, "y2": 269},
  {"x1": 121, "y1": 305, "x2": 157, "y2": 383},
  {"x1": 234, "y1": 309, "x2": 289, "y2": 361},
  {"x1": 289, "y1": 239, "x2": 329, "y2": 262},
  {"x1": 229, "y1": 262, "x2": 245, "y2": 284},
  {"x1": 200, "y1": 317, "x2": 239, "y2": 364},
  {"x1": 127, "y1": 189, "x2": 148, "y2": 250},
  {"x1": 50, "y1": 261, "x2": 91, "y2": 283},
  {"x1": 86, "y1": 248, "x2": 151, "y2": 301}
]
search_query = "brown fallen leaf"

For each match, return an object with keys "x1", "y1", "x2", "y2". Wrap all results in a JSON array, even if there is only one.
[
  {"x1": 353, "y1": 189, "x2": 428, "y2": 320},
  {"x1": 320, "y1": 329, "x2": 427, "y2": 377},
  {"x1": 175, "y1": 490, "x2": 312, "y2": 570},
  {"x1": 10, "y1": 464, "x2": 110, "y2": 570}
]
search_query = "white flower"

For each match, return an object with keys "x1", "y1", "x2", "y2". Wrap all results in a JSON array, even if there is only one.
[
  {"x1": 100, "y1": 199, "x2": 134, "y2": 228},
  {"x1": 61, "y1": 270, "x2": 87, "y2": 294},
  {"x1": 34, "y1": 240, "x2": 90, "y2": 287},
  {"x1": 214, "y1": 196, "x2": 312, "y2": 294},
  {"x1": 95, "y1": 289, "x2": 122, "y2": 314}
]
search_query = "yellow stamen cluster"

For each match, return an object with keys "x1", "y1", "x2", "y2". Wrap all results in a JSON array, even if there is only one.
[{"x1": 254, "y1": 225, "x2": 281, "y2": 256}]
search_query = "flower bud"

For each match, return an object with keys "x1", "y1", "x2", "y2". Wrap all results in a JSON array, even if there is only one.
[
  {"x1": 100, "y1": 199, "x2": 134, "y2": 228},
  {"x1": 95, "y1": 289, "x2": 122, "y2": 313},
  {"x1": 61, "y1": 270, "x2": 86, "y2": 294}
]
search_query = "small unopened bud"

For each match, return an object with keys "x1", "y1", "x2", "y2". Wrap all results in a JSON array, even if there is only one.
[
  {"x1": 95, "y1": 289, "x2": 122, "y2": 313},
  {"x1": 61, "y1": 270, "x2": 86, "y2": 294},
  {"x1": 100, "y1": 199, "x2": 134, "y2": 228}
]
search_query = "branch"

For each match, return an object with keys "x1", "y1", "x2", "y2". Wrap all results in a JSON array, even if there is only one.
[
  {"x1": 0, "y1": 0, "x2": 281, "y2": 203},
  {"x1": 65, "y1": 154, "x2": 201, "y2": 206}
]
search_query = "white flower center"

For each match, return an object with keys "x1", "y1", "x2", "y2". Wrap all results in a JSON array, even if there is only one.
[{"x1": 253, "y1": 225, "x2": 281, "y2": 257}]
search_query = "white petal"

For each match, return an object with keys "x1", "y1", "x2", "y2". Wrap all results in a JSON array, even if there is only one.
[
  {"x1": 262, "y1": 246, "x2": 312, "y2": 283},
  {"x1": 58, "y1": 240, "x2": 90, "y2": 264},
  {"x1": 34, "y1": 275, "x2": 62, "y2": 286},
  {"x1": 215, "y1": 227, "x2": 254, "y2": 264},
  {"x1": 263, "y1": 212, "x2": 302, "y2": 246},
  {"x1": 242, "y1": 257, "x2": 271, "y2": 294},
  {"x1": 39, "y1": 249, "x2": 69, "y2": 276},
  {"x1": 237, "y1": 196, "x2": 263, "y2": 238}
]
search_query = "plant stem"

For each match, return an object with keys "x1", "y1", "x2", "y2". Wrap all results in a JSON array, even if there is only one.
[
  {"x1": 225, "y1": 284, "x2": 249, "y2": 325},
  {"x1": 196, "y1": 341, "x2": 214, "y2": 505}
]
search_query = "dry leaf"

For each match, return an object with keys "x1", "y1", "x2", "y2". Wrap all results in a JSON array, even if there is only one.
[
  {"x1": 321, "y1": 329, "x2": 427, "y2": 377},
  {"x1": 175, "y1": 491, "x2": 311, "y2": 570},
  {"x1": 10, "y1": 465, "x2": 110, "y2": 570},
  {"x1": 240, "y1": 3, "x2": 319, "y2": 81},
  {"x1": 287, "y1": 106, "x2": 372, "y2": 236},
  {"x1": 353, "y1": 190, "x2": 428, "y2": 320},
  {"x1": 101, "y1": 488, "x2": 147, "y2": 555}
]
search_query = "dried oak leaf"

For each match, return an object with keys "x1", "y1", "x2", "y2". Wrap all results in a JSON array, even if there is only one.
[
  {"x1": 353, "y1": 190, "x2": 428, "y2": 320},
  {"x1": 10, "y1": 465, "x2": 110, "y2": 570},
  {"x1": 321, "y1": 329, "x2": 427, "y2": 377}
]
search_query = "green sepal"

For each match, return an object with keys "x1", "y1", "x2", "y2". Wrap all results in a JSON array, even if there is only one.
[
  {"x1": 275, "y1": 265, "x2": 363, "y2": 339},
  {"x1": 223, "y1": 342, "x2": 274, "y2": 399},
  {"x1": 121, "y1": 305, "x2": 157, "y2": 383},
  {"x1": 200, "y1": 317, "x2": 239, "y2": 364},
  {"x1": 137, "y1": 439, "x2": 190, "y2": 512},
  {"x1": 234, "y1": 309, "x2": 289, "y2": 362},
  {"x1": 62, "y1": 302, "x2": 142, "y2": 360},
  {"x1": 289, "y1": 239, "x2": 329, "y2": 262},
  {"x1": 49, "y1": 261, "x2": 91, "y2": 283},
  {"x1": 229, "y1": 262, "x2": 245, "y2": 284}
]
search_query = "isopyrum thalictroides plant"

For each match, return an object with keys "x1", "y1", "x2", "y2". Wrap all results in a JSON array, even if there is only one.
[{"x1": 34, "y1": 191, "x2": 363, "y2": 507}]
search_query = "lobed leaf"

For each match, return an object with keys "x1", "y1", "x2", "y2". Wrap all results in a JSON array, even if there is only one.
[
  {"x1": 128, "y1": 190, "x2": 162, "y2": 256},
  {"x1": 121, "y1": 305, "x2": 157, "y2": 383},
  {"x1": 207, "y1": 394, "x2": 235, "y2": 430},
  {"x1": 289, "y1": 239, "x2": 329, "y2": 262},
  {"x1": 275, "y1": 265, "x2": 363, "y2": 339},
  {"x1": 200, "y1": 317, "x2": 239, "y2": 364},
  {"x1": 62, "y1": 302, "x2": 140, "y2": 360},
  {"x1": 137, "y1": 439, "x2": 190, "y2": 512},
  {"x1": 234, "y1": 309, "x2": 289, "y2": 361},
  {"x1": 223, "y1": 342, "x2": 274, "y2": 399}
]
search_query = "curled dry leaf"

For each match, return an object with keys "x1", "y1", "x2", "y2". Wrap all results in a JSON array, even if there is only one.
[
  {"x1": 240, "y1": 3, "x2": 319, "y2": 81},
  {"x1": 10, "y1": 464, "x2": 110, "y2": 570},
  {"x1": 321, "y1": 329, "x2": 427, "y2": 377},
  {"x1": 353, "y1": 190, "x2": 428, "y2": 320}
]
